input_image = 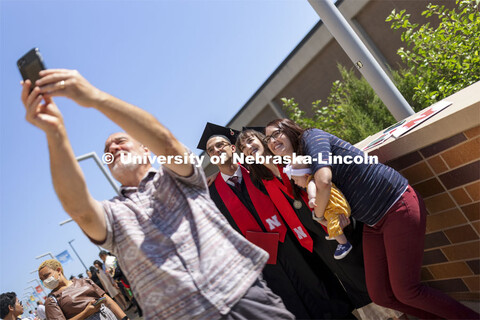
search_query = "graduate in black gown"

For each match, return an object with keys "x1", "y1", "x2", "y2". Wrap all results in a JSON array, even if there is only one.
[
  {"x1": 236, "y1": 129, "x2": 390, "y2": 315},
  {"x1": 197, "y1": 123, "x2": 354, "y2": 319}
]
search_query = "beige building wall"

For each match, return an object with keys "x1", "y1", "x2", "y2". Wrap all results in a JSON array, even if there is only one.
[
  {"x1": 228, "y1": 0, "x2": 456, "y2": 126},
  {"x1": 357, "y1": 81, "x2": 480, "y2": 300},
  {"x1": 203, "y1": 0, "x2": 456, "y2": 174}
]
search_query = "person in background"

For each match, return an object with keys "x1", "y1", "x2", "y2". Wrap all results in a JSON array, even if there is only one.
[
  {"x1": 38, "y1": 259, "x2": 127, "y2": 320},
  {"x1": 35, "y1": 302, "x2": 45, "y2": 320},
  {"x1": 0, "y1": 292, "x2": 24, "y2": 320},
  {"x1": 98, "y1": 252, "x2": 131, "y2": 310},
  {"x1": 26, "y1": 311, "x2": 34, "y2": 320},
  {"x1": 93, "y1": 260, "x2": 127, "y2": 310},
  {"x1": 98, "y1": 251, "x2": 117, "y2": 277},
  {"x1": 87, "y1": 266, "x2": 106, "y2": 292},
  {"x1": 111, "y1": 265, "x2": 142, "y2": 317}
]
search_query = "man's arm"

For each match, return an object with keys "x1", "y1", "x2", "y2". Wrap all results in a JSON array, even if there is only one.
[
  {"x1": 49, "y1": 128, "x2": 107, "y2": 242},
  {"x1": 21, "y1": 80, "x2": 107, "y2": 242},
  {"x1": 36, "y1": 69, "x2": 193, "y2": 177}
]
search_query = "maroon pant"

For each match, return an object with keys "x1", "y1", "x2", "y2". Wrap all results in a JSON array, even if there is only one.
[{"x1": 363, "y1": 185, "x2": 479, "y2": 319}]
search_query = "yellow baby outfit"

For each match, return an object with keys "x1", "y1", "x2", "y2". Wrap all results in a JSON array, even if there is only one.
[{"x1": 307, "y1": 176, "x2": 351, "y2": 238}]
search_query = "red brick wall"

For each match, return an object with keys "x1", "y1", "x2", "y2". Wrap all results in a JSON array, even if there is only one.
[{"x1": 385, "y1": 126, "x2": 480, "y2": 300}]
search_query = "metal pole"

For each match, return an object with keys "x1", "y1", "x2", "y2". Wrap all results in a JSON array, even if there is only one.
[
  {"x1": 23, "y1": 293, "x2": 37, "y2": 313},
  {"x1": 24, "y1": 287, "x2": 40, "y2": 302},
  {"x1": 76, "y1": 152, "x2": 121, "y2": 195},
  {"x1": 59, "y1": 218, "x2": 73, "y2": 226},
  {"x1": 59, "y1": 151, "x2": 121, "y2": 226},
  {"x1": 22, "y1": 296, "x2": 32, "y2": 309},
  {"x1": 28, "y1": 279, "x2": 48, "y2": 297},
  {"x1": 35, "y1": 252, "x2": 55, "y2": 260},
  {"x1": 68, "y1": 239, "x2": 88, "y2": 271},
  {"x1": 308, "y1": 0, "x2": 415, "y2": 121}
]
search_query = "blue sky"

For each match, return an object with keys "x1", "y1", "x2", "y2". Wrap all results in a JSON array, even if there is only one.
[{"x1": 0, "y1": 0, "x2": 320, "y2": 308}]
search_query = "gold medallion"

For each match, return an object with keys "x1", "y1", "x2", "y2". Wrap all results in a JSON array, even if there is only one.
[{"x1": 293, "y1": 200, "x2": 302, "y2": 209}]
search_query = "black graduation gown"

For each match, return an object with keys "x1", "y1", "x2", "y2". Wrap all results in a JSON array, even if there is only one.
[
  {"x1": 209, "y1": 178, "x2": 355, "y2": 319},
  {"x1": 275, "y1": 177, "x2": 372, "y2": 309}
]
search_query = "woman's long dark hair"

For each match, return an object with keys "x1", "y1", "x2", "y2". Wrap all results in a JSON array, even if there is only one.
[
  {"x1": 94, "y1": 260, "x2": 104, "y2": 269},
  {"x1": 89, "y1": 266, "x2": 105, "y2": 291},
  {"x1": 265, "y1": 119, "x2": 309, "y2": 200},
  {"x1": 236, "y1": 130, "x2": 275, "y2": 183},
  {"x1": 265, "y1": 118, "x2": 306, "y2": 155}
]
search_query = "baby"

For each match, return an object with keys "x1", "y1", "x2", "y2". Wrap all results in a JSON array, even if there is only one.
[{"x1": 284, "y1": 157, "x2": 353, "y2": 260}]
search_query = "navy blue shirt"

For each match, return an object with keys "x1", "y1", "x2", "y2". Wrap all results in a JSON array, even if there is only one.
[{"x1": 302, "y1": 129, "x2": 408, "y2": 226}]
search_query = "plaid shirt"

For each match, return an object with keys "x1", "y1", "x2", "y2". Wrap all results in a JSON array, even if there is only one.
[{"x1": 99, "y1": 164, "x2": 268, "y2": 320}]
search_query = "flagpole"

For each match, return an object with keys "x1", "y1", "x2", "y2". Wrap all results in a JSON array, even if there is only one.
[
  {"x1": 24, "y1": 287, "x2": 40, "y2": 305},
  {"x1": 35, "y1": 252, "x2": 55, "y2": 260},
  {"x1": 68, "y1": 239, "x2": 88, "y2": 271},
  {"x1": 28, "y1": 279, "x2": 47, "y2": 298},
  {"x1": 22, "y1": 295, "x2": 34, "y2": 313},
  {"x1": 59, "y1": 151, "x2": 120, "y2": 235}
]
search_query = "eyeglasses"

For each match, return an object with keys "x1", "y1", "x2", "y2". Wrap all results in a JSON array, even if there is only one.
[
  {"x1": 263, "y1": 130, "x2": 282, "y2": 144},
  {"x1": 19, "y1": 301, "x2": 22, "y2": 306},
  {"x1": 207, "y1": 141, "x2": 230, "y2": 155}
]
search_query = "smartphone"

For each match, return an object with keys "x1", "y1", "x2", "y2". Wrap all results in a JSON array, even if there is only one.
[
  {"x1": 93, "y1": 297, "x2": 106, "y2": 306},
  {"x1": 17, "y1": 48, "x2": 46, "y2": 91}
]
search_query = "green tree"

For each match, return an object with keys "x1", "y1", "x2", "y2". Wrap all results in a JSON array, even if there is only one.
[
  {"x1": 283, "y1": 65, "x2": 398, "y2": 144},
  {"x1": 386, "y1": 0, "x2": 480, "y2": 106},
  {"x1": 283, "y1": 0, "x2": 480, "y2": 144}
]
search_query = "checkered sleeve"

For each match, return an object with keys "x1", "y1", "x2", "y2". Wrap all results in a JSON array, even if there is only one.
[
  {"x1": 160, "y1": 149, "x2": 208, "y2": 191},
  {"x1": 84, "y1": 200, "x2": 114, "y2": 251}
]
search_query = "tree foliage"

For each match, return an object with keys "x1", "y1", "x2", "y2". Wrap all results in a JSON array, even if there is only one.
[
  {"x1": 283, "y1": 0, "x2": 480, "y2": 144},
  {"x1": 386, "y1": 0, "x2": 480, "y2": 106},
  {"x1": 283, "y1": 65, "x2": 399, "y2": 144}
]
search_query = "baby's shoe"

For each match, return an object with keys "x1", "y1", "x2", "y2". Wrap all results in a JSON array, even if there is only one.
[{"x1": 334, "y1": 242, "x2": 352, "y2": 260}]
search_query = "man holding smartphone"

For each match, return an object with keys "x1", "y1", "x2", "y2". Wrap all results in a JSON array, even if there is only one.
[{"x1": 20, "y1": 69, "x2": 293, "y2": 320}]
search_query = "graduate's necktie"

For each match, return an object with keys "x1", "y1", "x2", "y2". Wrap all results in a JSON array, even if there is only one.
[{"x1": 229, "y1": 176, "x2": 242, "y2": 191}]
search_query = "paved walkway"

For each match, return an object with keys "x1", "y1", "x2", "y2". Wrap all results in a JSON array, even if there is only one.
[{"x1": 125, "y1": 307, "x2": 143, "y2": 320}]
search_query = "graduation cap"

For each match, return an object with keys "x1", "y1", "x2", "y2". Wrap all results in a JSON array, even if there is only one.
[
  {"x1": 242, "y1": 126, "x2": 265, "y2": 134},
  {"x1": 197, "y1": 122, "x2": 240, "y2": 151}
]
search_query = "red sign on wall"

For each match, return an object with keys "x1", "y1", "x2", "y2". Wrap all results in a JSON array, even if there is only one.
[{"x1": 362, "y1": 100, "x2": 452, "y2": 151}]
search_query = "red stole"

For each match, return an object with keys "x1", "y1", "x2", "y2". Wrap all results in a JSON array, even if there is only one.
[
  {"x1": 262, "y1": 165, "x2": 317, "y2": 252},
  {"x1": 214, "y1": 166, "x2": 287, "y2": 242},
  {"x1": 276, "y1": 165, "x2": 328, "y2": 236}
]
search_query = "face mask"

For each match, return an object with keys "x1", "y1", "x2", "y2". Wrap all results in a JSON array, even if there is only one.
[{"x1": 43, "y1": 275, "x2": 60, "y2": 290}]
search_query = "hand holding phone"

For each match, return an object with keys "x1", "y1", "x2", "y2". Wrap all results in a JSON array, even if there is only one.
[
  {"x1": 93, "y1": 297, "x2": 106, "y2": 306},
  {"x1": 17, "y1": 48, "x2": 46, "y2": 91}
]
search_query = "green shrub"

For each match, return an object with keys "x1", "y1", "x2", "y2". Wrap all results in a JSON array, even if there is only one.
[
  {"x1": 283, "y1": 65, "x2": 399, "y2": 144},
  {"x1": 283, "y1": 0, "x2": 480, "y2": 144},
  {"x1": 386, "y1": 0, "x2": 480, "y2": 106}
]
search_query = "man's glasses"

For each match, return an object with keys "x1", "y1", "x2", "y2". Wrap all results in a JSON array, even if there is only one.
[
  {"x1": 207, "y1": 142, "x2": 230, "y2": 155},
  {"x1": 263, "y1": 130, "x2": 282, "y2": 144}
]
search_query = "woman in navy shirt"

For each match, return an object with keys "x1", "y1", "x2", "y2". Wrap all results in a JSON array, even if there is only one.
[{"x1": 263, "y1": 118, "x2": 478, "y2": 320}]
